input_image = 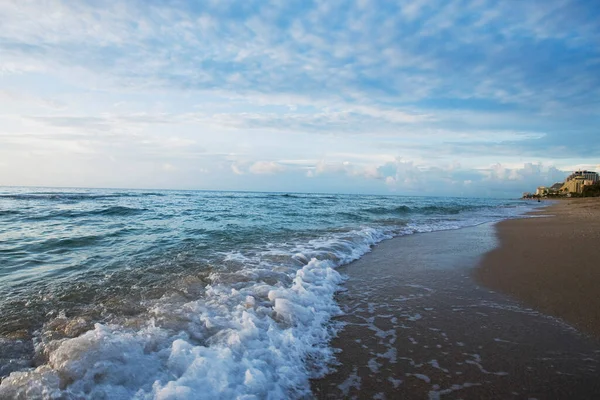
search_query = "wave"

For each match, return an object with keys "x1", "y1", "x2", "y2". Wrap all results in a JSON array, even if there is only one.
[
  {"x1": 364, "y1": 205, "x2": 412, "y2": 215},
  {"x1": 0, "y1": 227, "x2": 392, "y2": 399},
  {"x1": 34, "y1": 235, "x2": 104, "y2": 251},
  {"x1": 0, "y1": 210, "x2": 21, "y2": 217},
  {"x1": 419, "y1": 204, "x2": 481, "y2": 215},
  {"x1": 363, "y1": 204, "x2": 485, "y2": 216},
  {"x1": 92, "y1": 206, "x2": 147, "y2": 217},
  {"x1": 0, "y1": 192, "x2": 165, "y2": 202},
  {"x1": 266, "y1": 193, "x2": 338, "y2": 200},
  {"x1": 334, "y1": 211, "x2": 365, "y2": 221},
  {"x1": 26, "y1": 206, "x2": 147, "y2": 221}
]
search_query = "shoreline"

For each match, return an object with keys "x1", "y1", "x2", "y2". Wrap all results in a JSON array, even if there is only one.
[
  {"x1": 312, "y1": 220, "x2": 600, "y2": 398},
  {"x1": 475, "y1": 197, "x2": 600, "y2": 339}
]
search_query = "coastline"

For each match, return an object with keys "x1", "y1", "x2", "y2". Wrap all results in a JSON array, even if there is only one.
[
  {"x1": 312, "y1": 221, "x2": 600, "y2": 398},
  {"x1": 475, "y1": 197, "x2": 600, "y2": 339}
]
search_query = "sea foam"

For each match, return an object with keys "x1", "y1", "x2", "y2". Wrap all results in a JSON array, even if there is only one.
[{"x1": 0, "y1": 228, "x2": 391, "y2": 399}]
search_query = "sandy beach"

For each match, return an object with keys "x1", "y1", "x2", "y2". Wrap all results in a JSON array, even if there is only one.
[
  {"x1": 475, "y1": 198, "x2": 600, "y2": 338},
  {"x1": 312, "y1": 218, "x2": 600, "y2": 399}
]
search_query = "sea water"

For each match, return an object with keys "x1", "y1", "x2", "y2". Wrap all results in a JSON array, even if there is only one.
[{"x1": 0, "y1": 188, "x2": 536, "y2": 399}]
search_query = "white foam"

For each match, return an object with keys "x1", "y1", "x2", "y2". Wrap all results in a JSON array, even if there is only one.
[
  {"x1": 0, "y1": 227, "x2": 393, "y2": 399},
  {"x1": 1, "y1": 259, "x2": 344, "y2": 399},
  {"x1": 337, "y1": 367, "x2": 362, "y2": 396},
  {"x1": 407, "y1": 373, "x2": 431, "y2": 383},
  {"x1": 388, "y1": 376, "x2": 403, "y2": 388}
]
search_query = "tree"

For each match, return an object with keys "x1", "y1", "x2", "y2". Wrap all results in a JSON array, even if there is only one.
[{"x1": 582, "y1": 182, "x2": 600, "y2": 197}]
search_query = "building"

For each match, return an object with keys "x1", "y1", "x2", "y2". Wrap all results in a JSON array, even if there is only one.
[
  {"x1": 532, "y1": 170, "x2": 599, "y2": 197},
  {"x1": 547, "y1": 182, "x2": 563, "y2": 195},
  {"x1": 560, "y1": 176, "x2": 587, "y2": 194},
  {"x1": 565, "y1": 170, "x2": 599, "y2": 183}
]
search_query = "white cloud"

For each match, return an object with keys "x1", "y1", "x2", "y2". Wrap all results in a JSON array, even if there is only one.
[
  {"x1": 0, "y1": 89, "x2": 67, "y2": 110},
  {"x1": 0, "y1": 0, "x2": 597, "y2": 195},
  {"x1": 231, "y1": 163, "x2": 246, "y2": 175},
  {"x1": 248, "y1": 161, "x2": 286, "y2": 174},
  {"x1": 482, "y1": 162, "x2": 565, "y2": 184},
  {"x1": 305, "y1": 158, "x2": 573, "y2": 196},
  {"x1": 1, "y1": 0, "x2": 596, "y2": 110},
  {"x1": 305, "y1": 160, "x2": 383, "y2": 180},
  {"x1": 162, "y1": 163, "x2": 177, "y2": 172}
]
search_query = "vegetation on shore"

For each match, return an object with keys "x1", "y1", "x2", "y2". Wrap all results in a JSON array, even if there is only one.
[{"x1": 581, "y1": 182, "x2": 600, "y2": 197}]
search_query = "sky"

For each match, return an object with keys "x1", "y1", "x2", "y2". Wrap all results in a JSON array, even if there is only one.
[{"x1": 1, "y1": 0, "x2": 599, "y2": 197}]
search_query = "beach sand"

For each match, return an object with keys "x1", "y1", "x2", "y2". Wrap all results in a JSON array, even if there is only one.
[
  {"x1": 312, "y1": 221, "x2": 600, "y2": 399},
  {"x1": 475, "y1": 198, "x2": 600, "y2": 339}
]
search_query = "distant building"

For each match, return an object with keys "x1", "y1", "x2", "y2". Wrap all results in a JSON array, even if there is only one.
[
  {"x1": 545, "y1": 182, "x2": 563, "y2": 196},
  {"x1": 560, "y1": 176, "x2": 586, "y2": 194},
  {"x1": 532, "y1": 170, "x2": 599, "y2": 197},
  {"x1": 565, "y1": 170, "x2": 599, "y2": 183}
]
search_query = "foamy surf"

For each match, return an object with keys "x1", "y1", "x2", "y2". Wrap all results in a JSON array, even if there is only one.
[{"x1": 0, "y1": 228, "x2": 393, "y2": 399}]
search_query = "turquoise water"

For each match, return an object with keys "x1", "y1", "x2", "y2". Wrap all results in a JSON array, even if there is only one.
[{"x1": 0, "y1": 188, "x2": 535, "y2": 398}]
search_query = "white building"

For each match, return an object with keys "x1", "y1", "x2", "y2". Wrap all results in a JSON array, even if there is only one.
[{"x1": 566, "y1": 170, "x2": 599, "y2": 183}]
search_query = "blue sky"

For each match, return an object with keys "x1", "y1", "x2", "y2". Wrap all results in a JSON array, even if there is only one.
[{"x1": 1, "y1": 0, "x2": 599, "y2": 197}]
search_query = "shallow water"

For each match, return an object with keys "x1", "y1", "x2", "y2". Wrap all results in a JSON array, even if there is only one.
[
  {"x1": 313, "y1": 224, "x2": 600, "y2": 399},
  {"x1": 0, "y1": 187, "x2": 536, "y2": 398}
]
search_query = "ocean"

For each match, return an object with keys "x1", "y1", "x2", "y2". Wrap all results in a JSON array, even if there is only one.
[{"x1": 0, "y1": 187, "x2": 536, "y2": 399}]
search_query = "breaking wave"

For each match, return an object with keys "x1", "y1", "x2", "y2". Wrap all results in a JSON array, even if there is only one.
[{"x1": 0, "y1": 228, "x2": 391, "y2": 399}]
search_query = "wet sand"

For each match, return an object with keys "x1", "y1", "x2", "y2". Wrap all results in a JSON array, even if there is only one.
[
  {"x1": 475, "y1": 198, "x2": 600, "y2": 338},
  {"x1": 312, "y1": 223, "x2": 600, "y2": 399}
]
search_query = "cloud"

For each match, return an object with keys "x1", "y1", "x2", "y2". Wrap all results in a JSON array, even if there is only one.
[
  {"x1": 1, "y1": 0, "x2": 598, "y2": 112},
  {"x1": 306, "y1": 160, "x2": 382, "y2": 180},
  {"x1": 230, "y1": 161, "x2": 287, "y2": 175},
  {"x1": 1, "y1": 0, "x2": 599, "y2": 195},
  {"x1": 0, "y1": 89, "x2": 67, "y2": 110},
  {"x1": 231, "y1": 163, "x2": 246, "y2": 175},
  {"x1": 249, "y1": 161, "x2": 286, "y2": 174},
  {"x1": 482, "y1": 162, "x2": 565, "y2": 185},
  {"x1": 191, "y1": 108, "x2": 427, "y2": 134},
  {"x1": 304, "y1": 157, "x2": 573, "y2": 196},
  {"x1": 162, "y1": 163, "x2": 177, "y2": 172},
  {"x1": 0, "y1": 110, "x2": 210, "y2": 162}
]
